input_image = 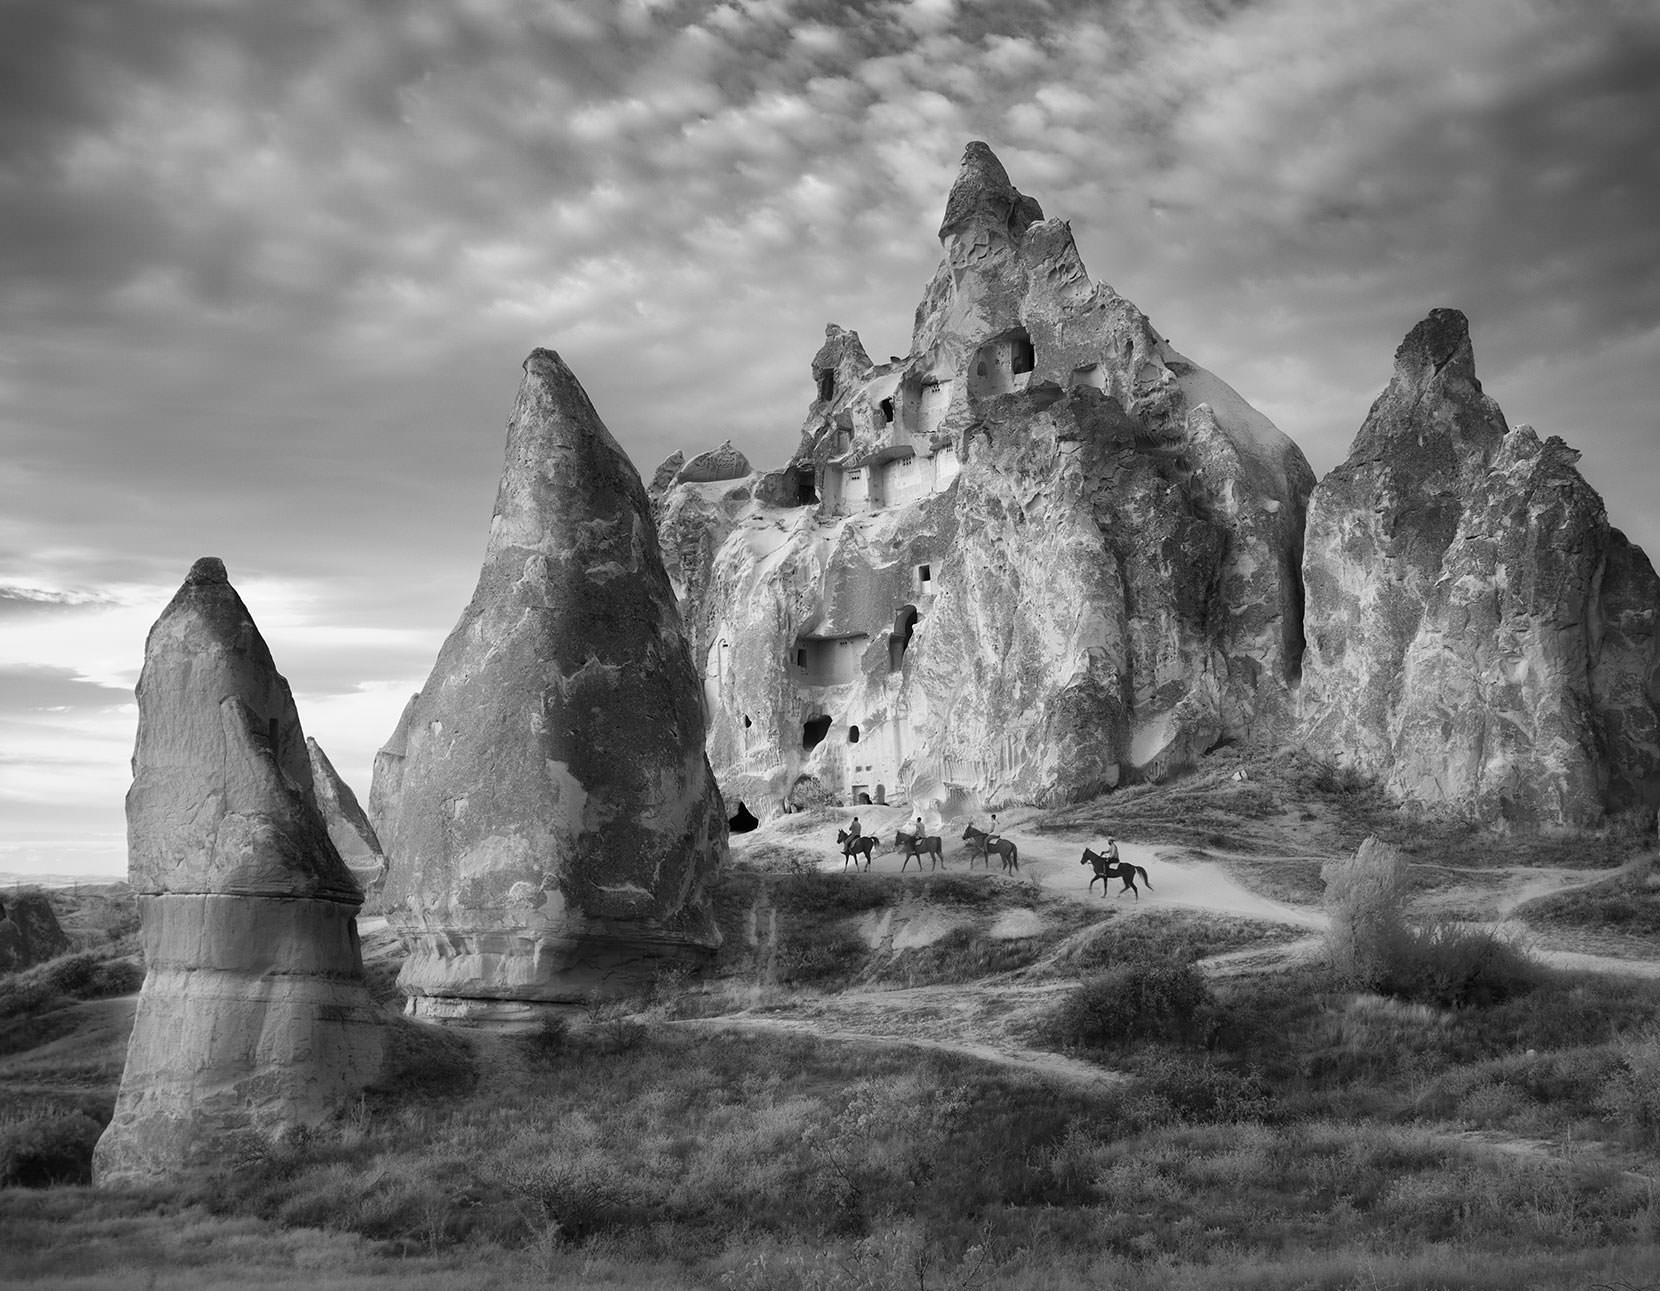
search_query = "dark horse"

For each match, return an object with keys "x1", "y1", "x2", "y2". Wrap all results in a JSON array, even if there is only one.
[
  {"x1": 836, "y1": 827, "x2": 876, "y2": 871},
  {"x1": 894, "y1": 829, "x2": 946, "y2": 873},
  {"x1": 1081, "y1": 848, "x2": 1152, "y2": 899},
  {"x1": 962, "y1": 824, "x2": 1019, "y2": 873}
]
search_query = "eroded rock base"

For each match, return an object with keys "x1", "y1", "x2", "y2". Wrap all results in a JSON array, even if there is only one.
[{"x1": 94, "y1": 894, "x2": 384, "y2": 1186}]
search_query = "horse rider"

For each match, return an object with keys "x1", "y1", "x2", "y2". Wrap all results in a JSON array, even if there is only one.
[
  {"x1": 849, "y1": 814, "x2": 862, "y2": 841},
  {"x1": 987, "y1": 811, "x2": 1001, "y2": 847},
  {"x1": 913, "y1": 815, "x2": 925, "y2": 839},
  {"x1": 1105, "y1": 835, "x2": 1120, "y2": 864}
]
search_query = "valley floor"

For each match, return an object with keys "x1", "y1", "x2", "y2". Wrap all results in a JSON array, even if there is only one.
[{"x1": 4, "y1": 750, "x2": 1658, "y2": 1288}]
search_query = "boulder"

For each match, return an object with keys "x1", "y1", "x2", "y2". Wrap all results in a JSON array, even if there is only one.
[
  {"x1": 94, "y1": 557, "x2": 382, "y2": 1186},
  {"x1": 676, "y1": 440, "x2": 751, "y2": 484},
  {"x1": 655, "y1": 141, "x2": 1314, "y2": 815},
  {"x1": 306, "y1": 737, "x2": 388, "y2": 902},
  {"x1": 0, "y1": 893, "x2": 71, "y2": 971},
  {"x1": 371, "y1": 351, "x2": 725, "y2": 1023},
  {"x1": 1300, "y1": 311, "x2": 1660, "y2": 823}
]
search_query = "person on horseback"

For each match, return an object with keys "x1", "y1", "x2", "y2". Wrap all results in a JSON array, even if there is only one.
[
  {"x1": 850, "y1": 814, "x2": 861, "y2": 840},
  {"x1": 987, "y1": 812, "x2": 1000, "y2": 847},
  {"x1": 1106, "y1": 836, "x2": 1119, "y2": 864}
]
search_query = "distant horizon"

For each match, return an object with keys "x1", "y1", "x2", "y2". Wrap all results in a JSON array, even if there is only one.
[{"x1": 5, "y1": 0, "x2": 1659, "y2": 878}]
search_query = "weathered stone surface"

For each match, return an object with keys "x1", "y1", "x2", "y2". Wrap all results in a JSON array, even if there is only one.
[
  {"x1": 307, "y1": 737, "x2": 387, "y2": 902},
  {"x1": 676, "y1": 440, "x2": 751, "y2": 485},
  {"x1": 1300, "y1": 312, "x2": 1660, "y2": 823},
  {"x1": 656, "y1": 142, "x2": 1314, "y2": 815},
  {"x1": 371, "y1": 351, "x2": 725, "y2": 1021},
  {"x1": 0, "y1": 892, "x2": 71, "y2": 971},
  {"x1": 94, "y1": 558, "x2": 382, "y2": 1186}
]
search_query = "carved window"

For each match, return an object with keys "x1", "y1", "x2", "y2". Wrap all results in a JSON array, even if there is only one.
[{"x1": 817, "y1": 370, "x2": 835, "y2": 402}]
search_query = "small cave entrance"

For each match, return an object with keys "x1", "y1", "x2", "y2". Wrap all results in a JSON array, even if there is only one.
[
  {"x1": 1012, "y1": 333, "x2": 1035, "y2": 375},
  {"x1": 849, "y1": 724, "x2": 860, "y2": 743},
  {"x1": 792, "y1": 466, "x2": 819, "y2": 507},
  {"x1": 879, "y1": 396, "x2": 895, "y2": 423},
  {"x1": 816, "y1": 369, "x2": 836, "y2": 403},
  {"x1": 889, "y1": 604, "x2": 920, "y2": 671},
  {"x1": 802, "y1": 715, "x2": 831, "y2": 750}
]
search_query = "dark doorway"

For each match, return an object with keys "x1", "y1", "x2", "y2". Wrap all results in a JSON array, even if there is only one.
[
  {"x1": 817, "y1": 370, "x2": 835, "y2": 402},
  {"x1": 889, "y1": 604, "x2": 919, "y2": 671},
  {"x1": 802, "y1": 715, "x2": 831, "y2": 749}
]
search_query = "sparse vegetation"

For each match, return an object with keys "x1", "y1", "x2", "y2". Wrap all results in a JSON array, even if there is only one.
[
  {"x1": 6, "y1": 780, "x2": 1660, "y2": 1288},
  {"x1": 1045, "y1": 955, "x2": 1213, "y2": 1047}
]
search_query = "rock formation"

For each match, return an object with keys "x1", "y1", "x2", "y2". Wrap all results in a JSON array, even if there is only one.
[
  {"x1": 0, "y1": 893, "x2": 71, "y2": 971},
  {"x1": 94, "y1": 557, "x2": 383, "y2": 1186},
  {"x1": 1300, "y1": 309, "x2": 1660, "y2": 824},
  {"x1": 307, "y1": 737, "x2": 388, "y2": 902},
  {"x1": 655, "y1": 141, "x2": 1315, "y2": 816},
  {"x1": 370, "y1": 350, "x2": 725, "y2": 1023}
]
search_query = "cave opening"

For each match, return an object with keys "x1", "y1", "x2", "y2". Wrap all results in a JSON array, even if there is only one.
[
  {"x1": 802, "y1": 715, "x2": 831, "y2": 750},
  {"x1": 816, "y1": 369, "x2": 835, "y2": 402},
  {"x1": 889, "y1": 604, "x2": 920, "y2": 670},
  {"x1": 849, "y1": 725, "x2": 860, "y2": 743}
]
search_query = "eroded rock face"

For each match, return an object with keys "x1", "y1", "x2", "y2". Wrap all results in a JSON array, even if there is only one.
[
  {"x1": 307, "y1": 737, "x2": 388, "y2": 903},
  {"x1": 371, "y1": 351, "x2": 725, "y2": 1023},
  {"x1": 655, "y1": 141, "x2": 1314, "y2": 816},
  {"x1": 0, "y1": 893, "x2": 71, "y2": 971},
  {"x1": 94, "y1": 557, "x2": 382, "y2": 1186},
  {"x1": 1300, "y1": 311, "x2": 1660, "y2": 823}
]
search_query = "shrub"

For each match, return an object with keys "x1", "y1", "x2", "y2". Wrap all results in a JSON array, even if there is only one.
[
  {"x1": 0, "y1": 1113, "x2": 104, "y2": 1187},
  {"x1": 1322, "y1": 835, "x2": 1408, "y2": 984},
  {"x1": 1126, "y1": 1052, "x2": 1276, "y2": 1124},
  {"x1": 1372, "y1": 920, "x2": 1544, "y2": 1009},
  {"x1": 1046, "y1": 958, "x2": 1212, "y2": 1048},
  {"x1": 0, "y1": 950, "x2": 143, "y2": 1022},
  {"x1": 1600, "y1": 1026, "x2": 1660, "y2": 1146}
]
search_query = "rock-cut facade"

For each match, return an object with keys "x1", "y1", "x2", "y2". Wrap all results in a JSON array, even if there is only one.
[{"x1": 654, "y1": 142, "x2": 1316, "y2": 816}]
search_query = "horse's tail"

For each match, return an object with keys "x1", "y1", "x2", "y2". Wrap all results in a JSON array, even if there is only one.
[
  {"x1": 1010, "y1": 843, "x2": 1020, "y2": 866},
  {"x1": 1137, "y1": 865, "x2": 1151, "y2": 889}
]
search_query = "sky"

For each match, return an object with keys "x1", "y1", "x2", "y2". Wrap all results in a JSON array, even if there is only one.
[{"x1": 3, "y1": 0, "x2": 1657, "y2": 878}]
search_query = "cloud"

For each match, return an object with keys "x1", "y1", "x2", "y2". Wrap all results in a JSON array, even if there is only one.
[{"x1": 3, "y1": 0, "x2": 1658, "y2": 874}]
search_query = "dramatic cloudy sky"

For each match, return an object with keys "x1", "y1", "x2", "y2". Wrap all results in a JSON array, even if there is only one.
[{"x1": 3, "y1": 0, "x2": 1657, "y2": 877}]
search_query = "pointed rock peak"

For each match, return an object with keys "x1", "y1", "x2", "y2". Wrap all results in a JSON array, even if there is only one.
[
  {"x1": 488, "y1": 348, "x2": 644, "y2": 560},
  {"x1": 186, "y1": 555, "x2": 228, "y2": 585},
  {"x1": 1394, "y1": 308, "x2": 1474, "y2": 382},
  {"x1": 938, "y1": 141, "x2": 1044, "y2": 242},
  {"x1": 129, "y1": 560, "x2": 357, "y2": 901}
]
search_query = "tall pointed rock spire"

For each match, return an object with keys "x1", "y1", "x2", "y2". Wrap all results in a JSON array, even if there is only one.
[
  {"x1": 94, "y1": 558, "x2": 382, "y2": 1186},
  {"x1": 372, "y1": 350, "x2": 725, "y2": 1023}
]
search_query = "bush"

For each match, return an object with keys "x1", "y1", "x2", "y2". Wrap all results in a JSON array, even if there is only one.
[
  {"x1": 0, "y1": 950, "x2": 143, "y2": 1022},
  {"x1": 1323, "y1": 835, "x2": 1408, "y2": 984},
  {"x1": 1126, "y1": 1053, "x2": 1276, "y2": 1124},
  {"x1": 1600, "y1": 1026, "x2": 1660, "y2": 1146},
  {"x1": 1047, "y1": 958, "x2": 1212, "y2": 1048},
  {"x1": 0, "y1": 1114, "x2": 104, "y2": 1187},
  {"x1": 1371, "y1": 920, "x2": 1544, "y2": 1009}
]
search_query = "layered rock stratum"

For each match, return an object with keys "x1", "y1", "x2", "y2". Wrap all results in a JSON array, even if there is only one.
[
  {"x1": 93, "y1": 557, "x2": 382, "y2": 1186},
  {"x1": 655, "y1": 141, "x2": 1315, "y2": 816},
  {"x1": 371, "y1": 350, "x2": 725, "y2": 1023},
  {"x1": 1300, "y1": 310, "x2": 1660, "y2": 824}
]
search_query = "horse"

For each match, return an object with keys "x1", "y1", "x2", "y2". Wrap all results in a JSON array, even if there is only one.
[
  {"x1": 962, "y1": 824, "x2": 1019, "y2": 873},
  {"x1": 835, "y1": 827, "x2": 876, "y2": 871},
  {"x1": 894, "y1": 829, "x2": 946, "y2": 872},
  {"x1": 1080, "y1": 847, "x2": 1152, "y2": 899}
]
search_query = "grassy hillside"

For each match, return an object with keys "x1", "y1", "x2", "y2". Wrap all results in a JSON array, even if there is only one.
[{"x1": 3, "y1": 760, "x2": 1658, "y2": 1289}]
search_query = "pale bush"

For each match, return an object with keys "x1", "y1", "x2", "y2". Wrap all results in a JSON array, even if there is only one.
[{"x1": 1322, "y1": 834, "x2": 1407, "y2": 984}]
